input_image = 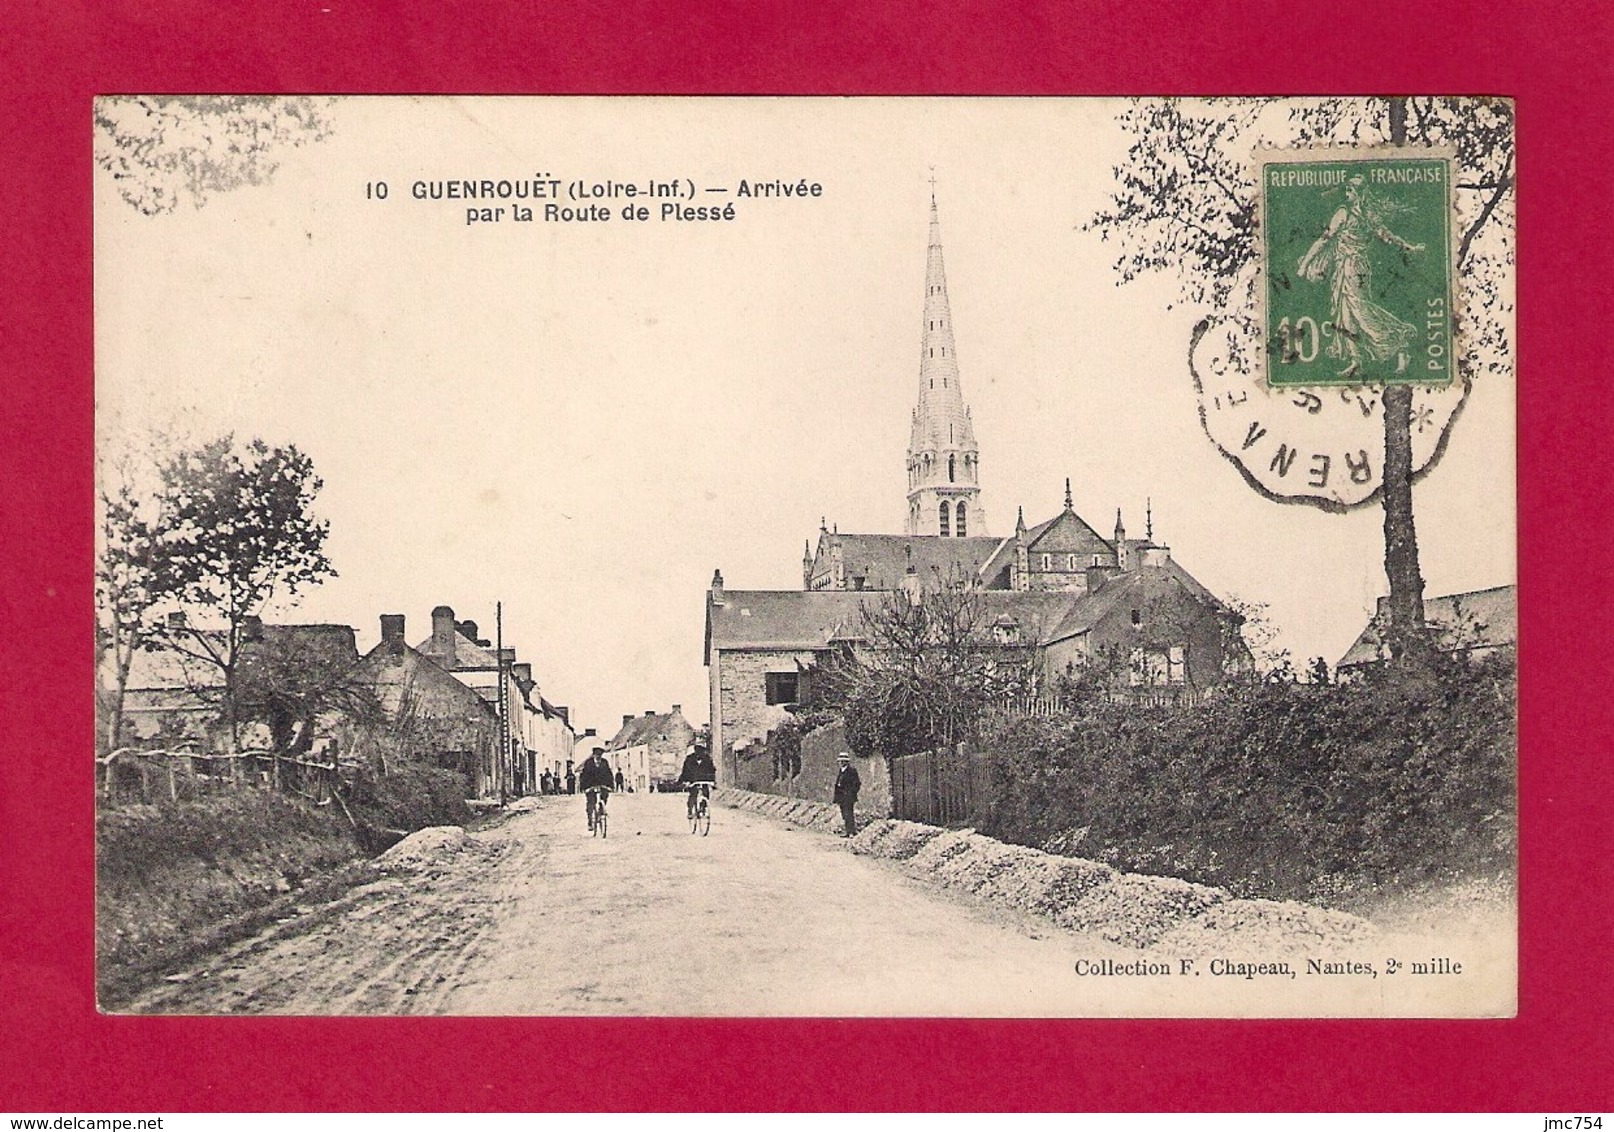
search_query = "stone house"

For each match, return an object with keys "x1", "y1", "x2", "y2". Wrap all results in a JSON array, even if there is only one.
[
  {"x1": 107, "y1": 614, "x2": 361, "y2": 754},
  {"x1": 346, "y1": 618, "x2": 500, "y2": 796},
  {"x1": 603, "y1": 706, "x2": 696, "y2": 793},
  {"x1": 411, "y1": 605, "x2": 575, "y2": 798}
]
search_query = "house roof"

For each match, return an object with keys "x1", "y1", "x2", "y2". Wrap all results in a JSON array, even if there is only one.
[
  {"x1": 1337, "y1": 584, "x2": 1517, "y2": 668},
  {"x1": 605, "y1": 708, "x2": 693, "y2": 751},
  {"x1": 706, "y1": 586, "x2": 1099, "y2": 663},
  {"x1": 413, "y1": 630, "x2": 502, "y2": 671},
  {"x1": 121, "y1": 623, "x2": 360, "y2": 693},
  {"x1": 351, "y1": 635, "x2": 495, "y2": 720},
  {"x1": 706, "y1": 591, "x2": 878, "y2": 661}
]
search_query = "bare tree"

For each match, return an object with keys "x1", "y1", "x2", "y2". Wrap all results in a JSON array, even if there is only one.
[{"x1": 818, "y1": 582, "x2": 1044, "y2": 758}]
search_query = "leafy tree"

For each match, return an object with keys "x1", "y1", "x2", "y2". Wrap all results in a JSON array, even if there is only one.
[
  {"x1": 148, "y1": 436, "x2": 336, "y2": 750},
  {"x1": 94, "y1": 96, "x2": 335, "y2": 215},
  {"x1": 817, "y1": 582, "x2": 1044, "y2": 758},
  {"x1": 1088, "y1": 97, "x2": 1514, "y2": 668},
  {"x1": 241, "y1": 628, "x2": 377, "y2": 757},
  {"x1": 94, "y1": 443, "x2": 172, "y2": 751}
]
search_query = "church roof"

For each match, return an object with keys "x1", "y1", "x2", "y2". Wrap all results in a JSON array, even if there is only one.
[
  {"x1": 908, "y1": 193, "x2": 978, "y2": 457},
  {"x1": 1027, "y1": 509, "x2": 1113, "y2": 556},
  {"x1": 815, "y1": 532, "x2": 1002, "y2": 591}
]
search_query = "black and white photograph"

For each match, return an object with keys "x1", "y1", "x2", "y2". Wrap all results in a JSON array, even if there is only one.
[{"x1": 93, "y1": 96, "x2": 1516, "y2": 1017}]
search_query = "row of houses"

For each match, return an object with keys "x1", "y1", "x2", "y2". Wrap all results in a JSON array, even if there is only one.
[{"x1": 108, "y1": 604, "x2": 578, "y2": 803}]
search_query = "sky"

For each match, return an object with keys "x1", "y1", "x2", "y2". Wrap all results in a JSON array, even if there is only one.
[{"x1": 95, "y1": 97, "x2": 1516, "y2": 736}]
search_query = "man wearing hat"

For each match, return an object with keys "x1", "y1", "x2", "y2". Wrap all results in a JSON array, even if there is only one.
[{"x1": 832, "y1": 751, "x2": 861, "y2": 838}]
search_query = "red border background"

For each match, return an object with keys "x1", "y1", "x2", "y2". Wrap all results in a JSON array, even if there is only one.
[{"x1": 4, "y1": 0, "x2": 1611, "y2": 1111}]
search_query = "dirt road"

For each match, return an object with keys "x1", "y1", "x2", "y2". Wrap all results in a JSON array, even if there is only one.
[{"x1": 123, "y1": 791, "x2": 1138, "y2": 1015}]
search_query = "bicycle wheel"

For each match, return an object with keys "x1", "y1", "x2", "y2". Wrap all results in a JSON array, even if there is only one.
[
  {"x1": 696, "y1": 798, "x2": 710, "y2": 836},
  {"x1": 597, "y1": 806, "x2": 607, "y2": 838}
]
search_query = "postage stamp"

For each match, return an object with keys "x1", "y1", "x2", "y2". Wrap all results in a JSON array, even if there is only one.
[{"x1": 1259, "y1": 149, "x2": 1455, "y2": 388}]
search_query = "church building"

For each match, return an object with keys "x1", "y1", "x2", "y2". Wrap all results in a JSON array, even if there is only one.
[{"x1": 706, "y1": 191, "x2": 1252, "y2": 785}]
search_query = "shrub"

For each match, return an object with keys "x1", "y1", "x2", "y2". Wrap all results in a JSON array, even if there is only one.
[
  {"x1": 345, "y1": 760, "x2": 472, "y2": 834},
  {"x1": 975, "y1": 654, "x2": 1515, "y2": 901}
]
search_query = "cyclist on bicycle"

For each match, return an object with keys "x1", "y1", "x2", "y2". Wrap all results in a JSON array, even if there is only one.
[
  {"x1": 677, "y1": 743, "x2": 717, "y2": 821},
  {"x1": 578, "y1": 749, "x2": 614, "y2": 831}
]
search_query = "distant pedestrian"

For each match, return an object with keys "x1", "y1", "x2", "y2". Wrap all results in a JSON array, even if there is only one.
[
  {"x1": 833, "y1": 752, "x2": 860, "y2": 838},
  {"x1": 614, "y1": 768, "x2": 624, "y2": 791},
  {"x1": 565, "y1": 768, "x2": 576, "y2": 795}
]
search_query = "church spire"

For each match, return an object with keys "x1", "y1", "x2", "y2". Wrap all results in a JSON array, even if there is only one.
[{"x1": 906, "y1": 182, "x2": 984, "y2": 537}]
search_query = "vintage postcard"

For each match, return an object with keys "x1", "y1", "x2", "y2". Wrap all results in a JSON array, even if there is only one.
[{"x1": 94, "y1": 96, "x2": 1516, "y2": 1018}]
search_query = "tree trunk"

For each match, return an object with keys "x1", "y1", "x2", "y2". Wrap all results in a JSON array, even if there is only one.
[{"x1": 1381, "y1": 98, "x2": 1435, "y2": 670}]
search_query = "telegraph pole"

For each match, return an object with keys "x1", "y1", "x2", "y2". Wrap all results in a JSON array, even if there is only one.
[{"x1": 496, "y1": 600, "x2": 508, "y2": 806}]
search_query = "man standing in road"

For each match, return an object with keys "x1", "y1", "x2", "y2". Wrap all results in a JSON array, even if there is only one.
[
  {"x1": 578, "y1": 748, "x2": 614, "y2": 832},
  {"x1": 833, "y1": 752, "x2": 861, "y2": 838}
]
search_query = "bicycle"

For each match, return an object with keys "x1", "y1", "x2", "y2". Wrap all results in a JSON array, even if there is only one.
[
  {"x1": 686, "y1": 782, "x2": 712, "y2": 836},
  {"x1": 586, "y1": 787, "x2": 609, "y2": 838}
]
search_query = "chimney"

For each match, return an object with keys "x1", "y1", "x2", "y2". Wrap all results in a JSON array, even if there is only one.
[
  {"x1": 380, "y1": 614, "x2": 405, "y2": 642},
  {"x1": 511, "y1": 661, "x2": 533, "y2": 691},
  {"x1": 458, "y1": 619, "x2": 480, "y2": 643},
  {"x1": 900, "y1": 553, "x2": 923, "y2": 604},
  {"x1": 644, "y1": 709, "x2": 655, "y2": 717},
  {"x1": 583, "y1": 728, "x2": 596, "y2": 738},
  {"x1": 623, "y1": 714, "x2": 634, "y2": 727},
  {"x1": 710, "y1": 569, "x2": 726, "y2": 606},
  {"x1": 671, "y1": 704, "x2": 682, "y2": 715},
  {"x1": 431, "y1": 605, "x2": 457, "y2": 665},
  {"x1": 166, "y1": 611, "x2": 187, "y2": 630},
  {"x1": 1086, "y1": 564, "x2": 1120, "y2": 592},
  {"x1": 242, "y1": 614, "x2": 264, "y2": 642}
]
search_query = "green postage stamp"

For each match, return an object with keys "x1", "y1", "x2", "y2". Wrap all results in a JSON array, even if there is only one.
[{"x1": 1260, "y1": 149, "x2": 1455, "y2": 387}]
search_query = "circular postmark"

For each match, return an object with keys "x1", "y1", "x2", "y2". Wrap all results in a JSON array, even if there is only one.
[{"x1": 1190, "y1": 308, "x2": 1470, "y2": 512}]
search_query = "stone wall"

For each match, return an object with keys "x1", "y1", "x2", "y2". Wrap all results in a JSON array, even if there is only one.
[{"x1": 733, "y1": 718, "x2": 890, "y2": 825}]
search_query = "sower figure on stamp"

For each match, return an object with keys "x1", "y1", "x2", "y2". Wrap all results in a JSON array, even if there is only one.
[
  {"x1": 833, "y1": 752, "x2": 861, "y2": 838},
  {"x1": 1296, "y1": 173, "x2": 1425, "y2": 380}
]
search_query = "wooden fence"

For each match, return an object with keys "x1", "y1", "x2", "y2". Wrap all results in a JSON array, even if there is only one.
[
  {"x1": 97, "y1": 744, "x2": 349, "y2": 814},
  {"x1": 890, "y1": 744, "x2": 993, "y2": 827}
]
